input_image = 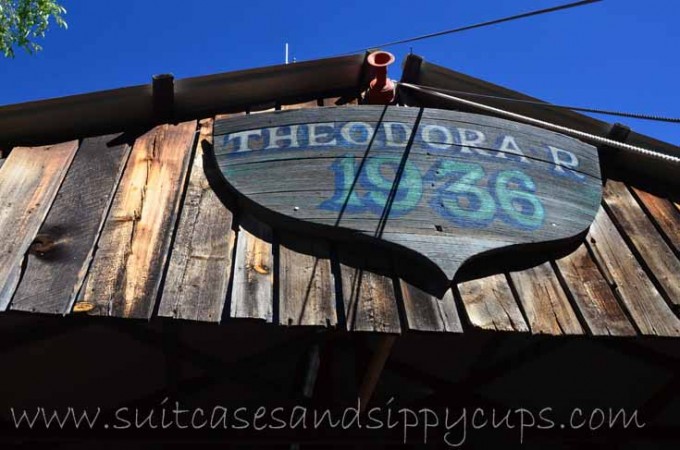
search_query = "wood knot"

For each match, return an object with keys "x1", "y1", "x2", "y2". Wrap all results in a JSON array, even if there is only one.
[
  {"x1": 252, "y1": 264, "x2": 270, "y2": 275},
  {"x1": 73, "y1": 302, "x2": 95, "y2": 313},
  {"x1": 30, "y1": 234, "x2": 56, "y2": 256}
]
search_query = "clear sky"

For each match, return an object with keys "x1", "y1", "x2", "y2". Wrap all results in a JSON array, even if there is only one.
[{"x1": 1, "y1": 0, "x2": 678, "y2": 145}]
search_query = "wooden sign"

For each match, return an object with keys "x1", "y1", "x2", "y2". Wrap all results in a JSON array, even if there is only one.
[{"x1": 212, "y1": 106, "x2": 601, "y2": 286}]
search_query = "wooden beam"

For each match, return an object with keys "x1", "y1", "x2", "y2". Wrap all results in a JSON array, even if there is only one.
[
  {"x1": 458, "y1": 274, "x2": 529, "y2": 332},
  {"x1": 0, "y1": 140, "x2": 79, "y2": 310},
  {"x1": 158, "y1": 119, "x2": 236, "y2": 322},
  {"x1": 75, "y1": 121, "x2": 196, "y2": 318},
  {"x1": 358, "y1": 335, "x2": 397, "y2": 412},
  {"x1": 11, "y1": 134, "x2": 131, "y2": 314}
]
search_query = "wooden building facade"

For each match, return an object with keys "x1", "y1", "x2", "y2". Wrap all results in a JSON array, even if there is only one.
[{"x1": 0, "y1": 53, "x2": 678, "y2": 447}]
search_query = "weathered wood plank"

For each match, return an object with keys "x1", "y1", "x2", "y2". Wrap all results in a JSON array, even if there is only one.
[
  {"x1": 158, "y1": 119, "x2": 236, "y2": 322},
  {"x1": 630, "y1": 186, "x2": 680, "y2": 254},
  {"x1": 509, "y1": 263, "x2": 584, "y2": 335},
  {"x1": 11, "y1": 134, "x2": 131, "y2": 314},
  {"x1": 279, "y1": 238, "x2": 336, "y2": 327},
  {"x1": 555, "y1": 244, "x2": 636, "y2": 336},
  {"x1": 604, "y1": 180, "x2": 680, "y2": 305},
  {"x1": 0, "y1": 141, "x2": 79, "y2": 310},
  {"x1": 588, "y1": 209, "x2": 680, "y2": 336},
  {"x1": 230, "y1": 221, "x2": 274, "y2": 322},
  {"x1": 276, "y1": 100, "x2": 337, "y2": 328},
  {"x1": 457, "y1": 274, "x2": 529, "y2": 332},
  {"x1": 75, "y1": 121, "x2": 197, "y2": 318},
  {"x1": 339, "y1": 251, "x2": 401, "y2": 333},
  {"x1": 399, "y1": 281, "x2": 462, "y2": 332},
  {"x1": 228, "y1": 109, "x2": 275, "y2": 322}
]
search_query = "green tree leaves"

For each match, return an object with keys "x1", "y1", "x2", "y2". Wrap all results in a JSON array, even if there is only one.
[{"x1": 1, "y1": 0, "x2": 67, "y2": 57}]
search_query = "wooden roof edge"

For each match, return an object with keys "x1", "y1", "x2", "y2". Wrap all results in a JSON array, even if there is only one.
[
  {"x1": 0, "y1": 53, "x2": 367, "y2": 148},
  {"x1": 400, "y1": 54, "x2": 680, "y2": 189}
]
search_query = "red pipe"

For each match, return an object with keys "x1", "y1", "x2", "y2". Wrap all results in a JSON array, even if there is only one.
[{"x1": 366, "y1": 51, "x2": 396, "y2": 104}]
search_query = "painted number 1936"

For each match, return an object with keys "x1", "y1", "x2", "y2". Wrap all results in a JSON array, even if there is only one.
[{"x1": 321, "y1": 155, "x2": 545, "y2": 231}]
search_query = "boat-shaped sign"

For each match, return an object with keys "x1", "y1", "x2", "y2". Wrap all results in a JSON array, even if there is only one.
[{"x1": 212, "y1": 106, "x2": 602, "y2": 284}]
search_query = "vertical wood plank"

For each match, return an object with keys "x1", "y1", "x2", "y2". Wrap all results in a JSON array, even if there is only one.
[
  {"x1": 11, "y1": 134, "x2": 131, "y2": 314},
  {"x1": 279, "y1": 238, "x2": 336, "y2": 327},
  {"x1": 457, "y1": 274, "x2": 529, "y2": 332},
  {"x1": 603, "y1": 180, "x2": 680, "y2": 305},
  {"x1": 554, "y1": 244, "x2": 636, "y2": 336},
  {"x1": 230, "y1": 221, "x2": 274, "y2": 322},
  {"x1": 400, "y1": 281, "x2": 462, "y2": 332},
  {"x1": 225, "y1": 109, "x2": 275, "y2": 322},
  {"x1": 339, "y1": 253, "x2": 401, "y2": 333},
  {"x1": 276, "y1": 100, "x2": 337, "y2": 327},
  {"x1": 0, "y1": 141, "x2": 79, "y2": 310},
  {"x1": 509, "y1": 263, "x2": 584, "y2": 335},
  {"x1": 588, "y1": 209, "x2": 680, "y2": 336},
  {"x1": 158, "y1": 119, "x2": 236, "y2": 322},
  {"x1": 630, "y1": 186, "x2": 680, "y2": 253},
  {"x1": 75, "y1": 121, "x2": 197, "y2": 319}
]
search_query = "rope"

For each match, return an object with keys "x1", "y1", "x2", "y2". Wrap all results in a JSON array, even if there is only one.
[
  {"x1": 399, "y1": 82, "x2": 680, "y2": 165},
  {"x1": 347, "y1": 0, "x2": 602, "y2": 54},
  {"x1": 407, "y1": 84, "x2": 680, "y2": 124}
]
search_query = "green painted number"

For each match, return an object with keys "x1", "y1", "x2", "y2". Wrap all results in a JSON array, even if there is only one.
[
  {"x1": 495, "y1": 170, "x2": 544, "y2": 230},
  {"x1": 436, "y1": 161, "x2": 496, "y2": 226}
]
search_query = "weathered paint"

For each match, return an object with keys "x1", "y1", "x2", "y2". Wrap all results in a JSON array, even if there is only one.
[{"x1": 213, "y1": 106, "x2": 601, "y2": 285}]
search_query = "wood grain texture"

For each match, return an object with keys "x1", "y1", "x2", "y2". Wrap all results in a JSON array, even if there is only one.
[
  {"x1": 213, "y1": 106, "x2": 602, "y2": 283},
  {"x1": 604, "y1": 180, "x2": 680, "y2": 305},
  {"x1": 158, "y1": 119, "x2": 236, "y2": 322},
  {"x1": 281, "y1": 100, "x2": 320, "y2": 110},
  {"x1": 339, "y1": 254, "x2": 401, "y2": 333},
  {"x1": 509, "y1": 263, "x2": 584, "y2": 335},
  {"x1": 0, "y1": 140, "x2": 79, "y2": 310},
  {"x1": 228, "y1": 109, "x2": 275, "y2": 322},
  {"x1": 587, "y1": 209, "x2": 680, "y2": 336},
  {"x1": 630, "y1": 186, "x2": 680, "y2": 254},
  {"x1": 555, "y1": 244, "x2": 636, "y2": 336},
  {"x1": 399, "y1": 281, "x2": 462, "y2": 332},
  {"x1": 75, "y1": 121, "x2": 197, "y2": 319},
  {"x1": 275, "y1": 101, "x2": 337, "y2": 327},
  {"x1": 11, "y1": 135, "x2": 131, "y2": 314},
  {"x1": 458, "y1": 274, "x2": 529, "y2": 332},
  {"x1": 230, "y1": 222, "x2": 274, "y2": 322},
  {"x1": 279, "y1": 239, "x2": 336, "y2": 326}
]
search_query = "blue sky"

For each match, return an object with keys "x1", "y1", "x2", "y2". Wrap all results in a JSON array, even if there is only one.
[{"x1": 1, "y1": 0, "x2": 678, "y2": 144}]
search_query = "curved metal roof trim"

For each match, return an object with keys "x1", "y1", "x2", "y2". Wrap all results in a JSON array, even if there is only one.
[{"x1": 0, "y1": 53, "x2": 367, "y2": 147}]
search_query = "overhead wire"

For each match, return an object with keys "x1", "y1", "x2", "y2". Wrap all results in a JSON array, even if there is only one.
[
  {"x1": 399, "y1": 82, "x2": 680, "y2": 165},
  {"x1": 403, "y1": 84, "x2": 680, "y2": 124},
  {"x1": 345, "y1": 0, "x2": 603, "y2": 54}
]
